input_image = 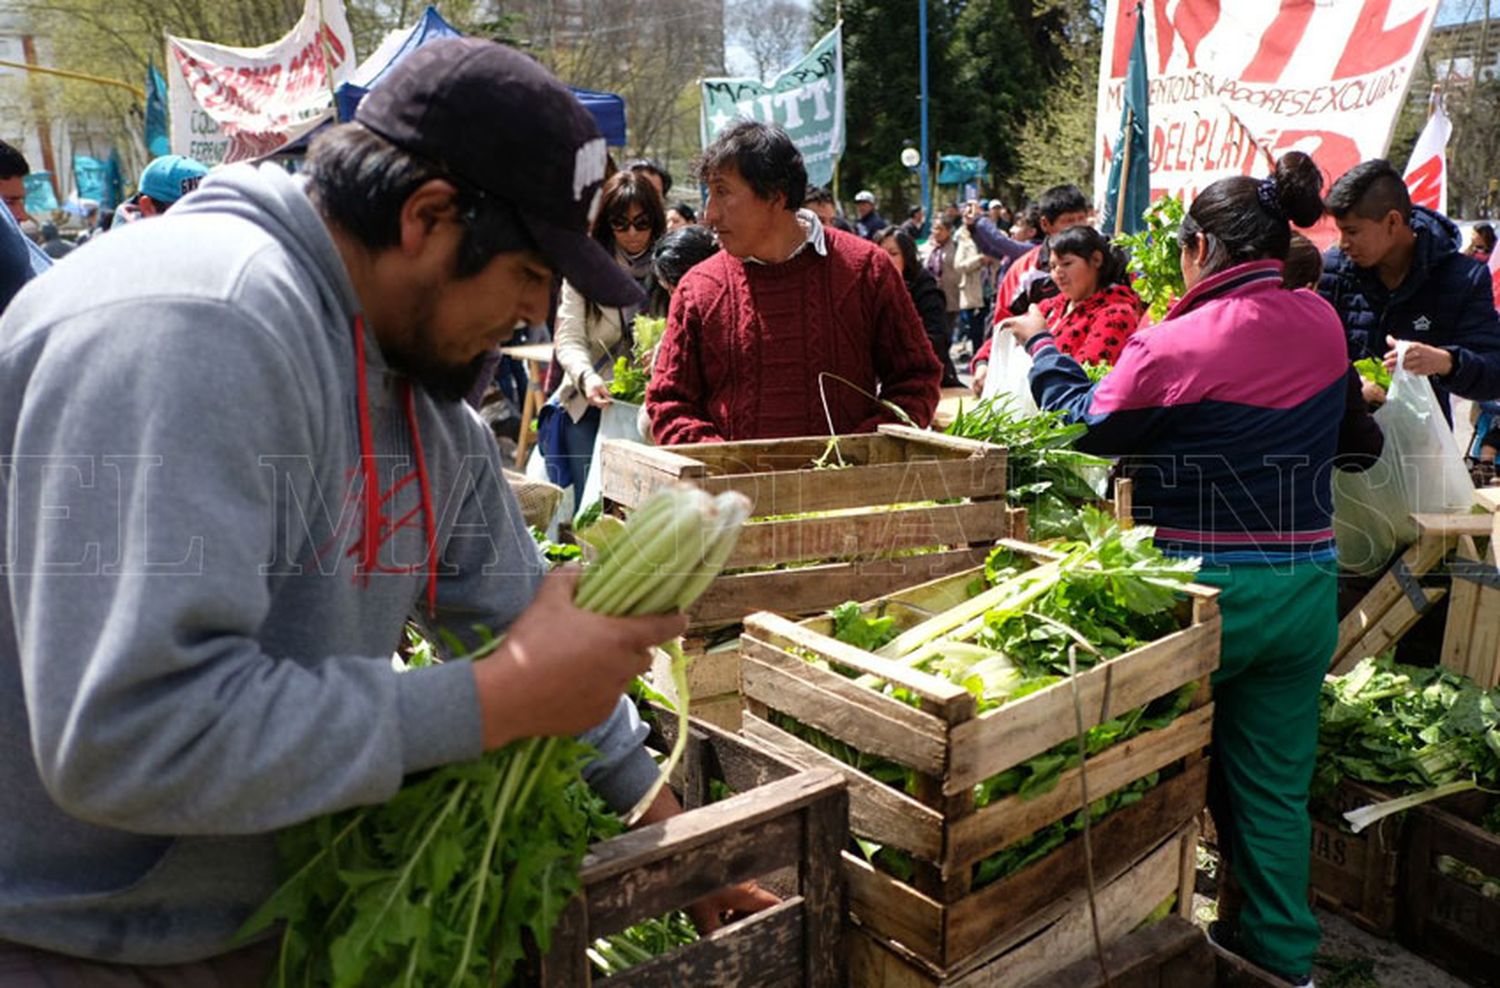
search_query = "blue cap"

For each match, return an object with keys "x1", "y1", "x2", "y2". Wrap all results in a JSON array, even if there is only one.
[{"x1": 139, "y1": 155, "x2": 208, "y2": 206}]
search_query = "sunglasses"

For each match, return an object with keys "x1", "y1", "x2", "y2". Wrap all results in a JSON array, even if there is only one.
[{"x1": 610, "y1": 215, "x2": 654, "y2": 233}]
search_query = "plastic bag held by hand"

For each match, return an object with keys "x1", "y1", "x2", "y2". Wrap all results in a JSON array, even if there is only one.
[
  {"x1": 980, "y1": 327, "x2": 1040, "y2": 416},
  {"x1": 1334, "y1": 341, "x2": 1473, "y2": 574}
]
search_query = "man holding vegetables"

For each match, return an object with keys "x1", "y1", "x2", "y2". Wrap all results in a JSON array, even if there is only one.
[
  {"x1": 0, "y1": 39, "x2": 767, "y2": 983},
  {"x1": 1320, "y1": 158, "x2": 1500, "y2": 414}
]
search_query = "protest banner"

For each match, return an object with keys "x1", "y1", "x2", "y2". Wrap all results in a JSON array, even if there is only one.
[
  {"x1": 1095, "y1": 0, "x2": 1441, "y2": 244},
  {"x1": 167, "y1": 0, "x2": 355, "y2": 165},
  {"x1": 701, "y1": 24, "x2": 844, "y2": 187}
]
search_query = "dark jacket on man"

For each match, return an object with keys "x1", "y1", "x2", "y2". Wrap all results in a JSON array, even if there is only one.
[{"x1": 1319, "y1": 206, "x2": 1500, "y2": 412}]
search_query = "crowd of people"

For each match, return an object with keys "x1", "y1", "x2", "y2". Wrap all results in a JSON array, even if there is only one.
[{"x1": 1, "y1": 33, "x2": 1500, "y2": 988}]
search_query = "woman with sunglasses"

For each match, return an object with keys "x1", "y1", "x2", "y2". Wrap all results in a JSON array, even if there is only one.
[{"x1": 551, "y1": 170, "x2": 666, "y2": 501}]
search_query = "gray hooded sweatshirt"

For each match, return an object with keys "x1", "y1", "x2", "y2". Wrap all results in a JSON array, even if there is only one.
[{"x1": 0, "y1": 164, "x2": 655, "y2": 964}]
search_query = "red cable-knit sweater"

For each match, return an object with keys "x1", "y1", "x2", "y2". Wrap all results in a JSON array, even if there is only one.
[{"x1": 646, "y1": 226, "x2": 943, "y2": 444}]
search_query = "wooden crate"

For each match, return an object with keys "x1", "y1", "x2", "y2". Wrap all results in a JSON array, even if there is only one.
[
  {"x1": 1400, "y1": 788, "x2": 1500, "y2": 987},
  {"x1": 533, "y1": 710, "x2": 849, "y2": 986},
  {"x1": 739, "y1": 541, "x2": 1220, "y2": 973},
  {"x1": 1307, "y1": 779, "x2": 1405, "y2": 936},
  {"x1": 1026, "y1": 915, "x2": 1213, "y2": 988},
  {"x1": 600, "y1": 424, "x2": 1012, "y2": 630},
  {"x1": 649, "y1": 642, "x2": 744, "y2": 732},
  {"x1": 847, "y1": 823, "x2": 1201, "y2": 986}
]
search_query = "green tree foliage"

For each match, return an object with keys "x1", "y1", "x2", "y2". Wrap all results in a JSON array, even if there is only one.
[{"x1": 812, "y1": 0, "x2": 1099, "y2": 208}]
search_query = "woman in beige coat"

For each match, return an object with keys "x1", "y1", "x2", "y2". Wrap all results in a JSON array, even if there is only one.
[{"x1": 549, "y1": 171, "x2": 665, "y2": 500}]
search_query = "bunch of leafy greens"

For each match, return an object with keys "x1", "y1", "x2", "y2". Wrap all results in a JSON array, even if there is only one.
[
  {"x1": 793, "y1": 512, "x2": 1200, "y2": 888},
  {"x1": 589, "y1": 911, "x2": 700, "y2": 975},
  {"x1": 1316, "y1": 655, "x2": 1500, "y2": 796},
  {"x1": 1114, "y1": 195, "x2": 1186, "y2": 322},
  {"x1": 530, "y1": 526, "x2": 582, "y2": 566},
  {"x1": 945, "y1": 396, "x2": 1112, "y2": 539},
  {"x1": 1082, "y1": 361, "x2": 1112, "y2": 383},
  {"x1": 608, "y1": 314, "x2": 669, "y2": 405},
  {"x1": 240, "y1": 731, "x2": 599, "y2": 987},
  {"x1": 1353, "y1": 357, "x2": 1392, "y2": 392}
]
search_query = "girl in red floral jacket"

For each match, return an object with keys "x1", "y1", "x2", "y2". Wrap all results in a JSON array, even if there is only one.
[{"x1": 971, "y1": 226, "x2": 1143, "y2": 394}]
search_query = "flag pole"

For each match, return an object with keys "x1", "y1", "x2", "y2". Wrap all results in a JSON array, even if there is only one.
[{"x1": 1113, "y1": 107, "x2": 1134, "y2": 237}]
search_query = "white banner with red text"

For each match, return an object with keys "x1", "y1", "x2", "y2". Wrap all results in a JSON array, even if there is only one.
[
  {"x1": 167, "y1": 0, "x2": 355, "y2": 166},
  {"x1": 1095, "y1": 0, "x2": 1441, "y2": 246}
]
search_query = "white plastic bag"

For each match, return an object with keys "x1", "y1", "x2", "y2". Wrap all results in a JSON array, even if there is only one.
[
  {"x1": 980, "y1": 326, "x2": 1039, "y2": 415},
  {"x1": 1334, "y1": 342, "x2": 1473, "y2": 575},
  {"x1": 577, "y1": 399, "x2": 646, "y2": 519}
]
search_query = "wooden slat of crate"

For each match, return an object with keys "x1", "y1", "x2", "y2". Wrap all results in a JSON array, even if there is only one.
[
  {"x1": 1026, "y1": 915, "x2": 1214, "y2": 988},
  {"x1": 1308, "y1": 779, "x2": 1405, "y2": 936},
  {"x1": 690, "y1": 548, "x2": 993, "y2": 629},
  {"x1": 847, "y1": 822, "x2": 1197, "y2": 987},
  {"x1": 728, "y1": 500, "x2": 1009, "y2": 569},
  {"x1": 601, "y1": 428, "x2": 1006, "y2": 517},
  {"x1": 740, "y1": 636, "x2": 955, "y2": 777},
  {"x1": 1333, "y1": 536, "x2": 1452, "y2": 671},
  {"x1": 945, "y1": 619, "x2": 1218, "y2": 797},
  {"x1": 844, "y1": 761, "x2": 1208, "y2": 970},
  {"x1": 948, "y1": 705, "x2": 1213, "y2": 869},
  {"x1": 744, "y1": 711, "x2": 948, "y2": 862},
  {"x1": 1400, "y1": 790, "x2": 1500, "y2": 986}
]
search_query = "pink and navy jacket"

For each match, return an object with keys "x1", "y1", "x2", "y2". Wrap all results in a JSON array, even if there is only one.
[{"x1": 1027, "y1": 259, "x2": 1348, "y2": 566}]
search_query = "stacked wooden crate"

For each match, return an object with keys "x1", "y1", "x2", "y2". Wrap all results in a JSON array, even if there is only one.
[
  {"x1": 1308, "y1": 779, "x2": 1406, "y2": 935},
  {"x1": 601, "y1": 425, "x2": 1012, "y2": 728},
  {"x1": 532, "y1": 709, "x2": 849, "y2": 986},
  {"x1": 736, "y1": 542, "x2": 1220, "y2": 984}
]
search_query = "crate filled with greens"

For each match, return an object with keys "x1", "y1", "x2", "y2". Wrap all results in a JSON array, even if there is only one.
[
  {"x1": 1402, "y1": 786, "x2": 1500, "y2": 986},
  {"x1": 533, "y1": 708, "x2": 848, "y2": 987},
  {"x1": 1317, "y1": 654, "x2": 1500, "y2": 968},
  {"x1": 1313, "y1": 655, "x2": 1500, "y2": 939},
  {"x1": 600, "y1": 423, "x2": 1013, "y2": 631},
  {"x1": 738, "y1": 514, "x2": 1219, "y2": 975}
]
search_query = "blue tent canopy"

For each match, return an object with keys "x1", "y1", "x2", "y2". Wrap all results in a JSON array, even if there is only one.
[{"x1": 332, "y1": 7, "x2": 628, "y2": 146}]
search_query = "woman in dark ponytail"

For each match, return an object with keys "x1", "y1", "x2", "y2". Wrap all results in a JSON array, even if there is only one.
[{"x1": 1005, "y1": 150, "x2": 1345, "y2": 988}]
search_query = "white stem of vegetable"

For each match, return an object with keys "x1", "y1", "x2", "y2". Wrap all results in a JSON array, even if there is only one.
[{"x1": 1343, "y1": 779, "x2": 1476, "y2": 834}]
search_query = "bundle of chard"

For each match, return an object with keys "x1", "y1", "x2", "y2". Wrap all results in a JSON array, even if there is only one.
[{"x1": 241, "y1": 487, "x2": 750, "y2": 987}]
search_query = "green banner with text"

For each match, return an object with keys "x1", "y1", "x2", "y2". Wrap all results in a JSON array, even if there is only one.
[{"x1": 700, "y1": 24, "x2": 844, "y2": 188}]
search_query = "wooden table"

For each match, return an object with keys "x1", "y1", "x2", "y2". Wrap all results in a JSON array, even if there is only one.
[
  {"x1": 1331, "y1": 501, "x2": 1498, "y2": 679},
  {"x1": 932, "y1": 386, "x2": 975, "y2": 431},
  {"x1": 499, "y1": 342, "x2": 555, "y2": 468}
]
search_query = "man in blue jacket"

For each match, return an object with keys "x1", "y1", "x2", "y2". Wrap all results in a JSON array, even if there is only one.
[{"x1": 1319, "y1": 159, "x2": 1500, "y2": 415}]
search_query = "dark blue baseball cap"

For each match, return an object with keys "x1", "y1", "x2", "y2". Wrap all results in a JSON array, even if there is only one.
[{"x1": 356, "y1": 38, "x2": 644, "y2": 308}]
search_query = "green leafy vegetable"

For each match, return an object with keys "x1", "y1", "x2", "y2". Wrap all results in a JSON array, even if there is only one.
[
  {"x1": 607, "y1": 315, "x2": 668, "y2": 404},
  {"x1": 1114, "y1": 195, "x2": 1186, "y2": 322},
  {"x1": 830, "y1": 600, "x2": 898, "y2": 652},
  {"x1": 1353, "y1": 358, "x2": 1391, "y2": 392},
  {"x1": 945, "y1": 396, "x2": 1112, "y2": 540},
  {"x1": 530, "y1": 526, "x2": 582, "y2": 566}
]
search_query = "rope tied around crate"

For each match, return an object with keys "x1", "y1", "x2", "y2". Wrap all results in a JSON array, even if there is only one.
[{"x1": 1068, "y1": 643, "x2": 1113, "y2": 987}]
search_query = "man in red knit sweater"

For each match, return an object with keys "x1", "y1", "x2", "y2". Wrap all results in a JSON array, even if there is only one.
[{"x1": 646, "y1": 122, "x2": 941, "y2": 444}]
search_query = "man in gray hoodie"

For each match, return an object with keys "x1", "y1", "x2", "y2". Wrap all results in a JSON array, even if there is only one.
[{"x1": 0, "y1": 39, "x2": 759, "y2": 981}]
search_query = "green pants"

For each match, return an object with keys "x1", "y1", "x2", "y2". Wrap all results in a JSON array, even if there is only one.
[{"x1": 1197, "y1": 562, "x2": 1336, "y2": 980}]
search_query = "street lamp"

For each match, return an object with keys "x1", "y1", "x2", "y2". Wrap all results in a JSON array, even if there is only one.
[{"x1": 900, "y1": 145, "x2": 926, "y2": 237}]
